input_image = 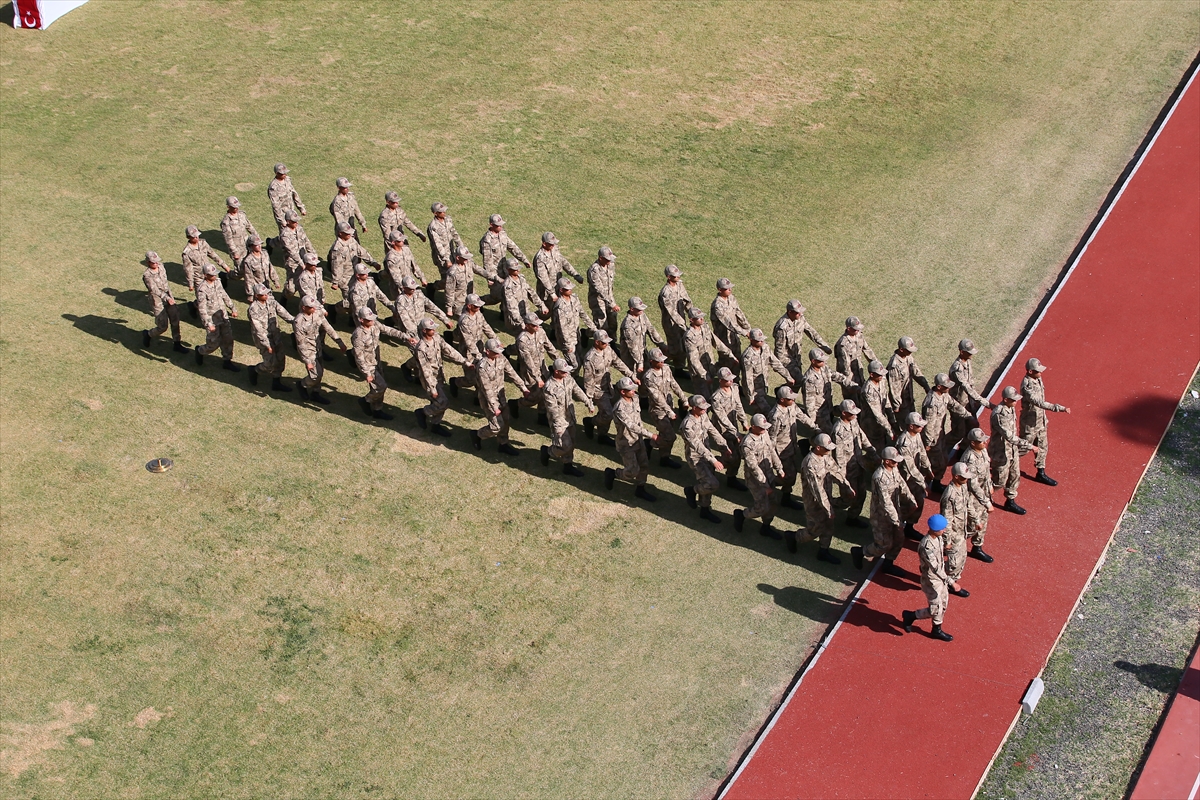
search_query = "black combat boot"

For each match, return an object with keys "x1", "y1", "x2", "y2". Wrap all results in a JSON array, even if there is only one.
[
  {"x1": 700, "y1": 508, "x2": 721, "y2": 524},
  {"x1": 222, "y1": 360, "x2": 240, "y2": 372},
  {"x1": 415, "y1": 408, "x2": 428, "y2": 429},
  {"x1": 904, "y1": 522, "x2": 921, "y2": 540},
  {"x1": 851, "y1": 546, "x2": 864, "y2": 570},
  {"x1": 310, "y1": 390, "x2": 331, "y2": 405},
  {"x1": 733, "y1": 509, "x2": 745, "y2": 532},
  {"x1": 596, "y1": 433, "x2": 615, "y2": 447},
  {"x1": 816, "y1": 548, "x2": 841, "y2": 565},
  {"x1": 880, "y1": 559, "x2": 903, "y2": 576},
  {"x1": 784, "y1": 530, "x2": 798, "y2": 554},
  {"x1": 583, "y1": 417, "x2": 595, "y2": 439},
  {"x1": 194, "y1": 348, "x2": 204, "y2": 366},
  {"x1": 470, "y1": 430, "x2": 482, "y2": 450},
  {"x1": 603, "y1": 467, "x2": 616, "y2": 490},
  {"x1": 658, "y1": 456, "x2": 681, "y2": 469},
  {"x1": 684, "y1": 486, "x2": 697, "y2": 508},
  {"x1": 759, "y1": 520, "x2": 781, "y2": 540},
  {"x1": 1003, "y1": 499, "x2": 1027, "y2": 515},
  {"x1": 969, "y1": 547, "x2": 994, "y2": 563},
  {"x1": 563, "y1": 463, "x2": 584, "y2": 477},
  {"x1": 540, "y1": 445, "x2": 550, "y2": 466},
  {"x1": 173, "y1": 340, "x2": 189, "y2": 353},
  {"x1": 634, "y1": 484, "x2": 657, "y2": 502},
  {"x1": 1035, "y1": 469, "x2": 1058, "y2": 486},
  {"x1": 727, "y1": 475, "x2": 747, "y2": 491},
  {"x1": 431, "y1": 424, "x2": 452, "y2": 438},
  {"x1": 248, "y1": 365, "x2": 259, "y2": 385},
  {"x1": 142, "y1": 329, "x2": 151, "y2": 347},
  {"x1": 931, "y1": 625, "x2": 953, "y2": 642},
  {"x1": 508, "y1": 398, "x2": 520, "y2": 419},
  {"x1": 271, "y1": 377, "x2": 291, "y2": 392},
  {"x1": 902, "y1": 610, "x2": 916, "y2": 632},
  {"x1": 374, "y1": 409, "x2": 395, "y2": 421}
]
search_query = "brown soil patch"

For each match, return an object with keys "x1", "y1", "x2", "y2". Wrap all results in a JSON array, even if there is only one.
[{"x1": 0, "y1": 701, "x2": 96, "y2": 778}]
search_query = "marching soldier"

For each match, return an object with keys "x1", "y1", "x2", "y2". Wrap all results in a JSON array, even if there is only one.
[
  {"x1": 220, "y1": 196, "x2": 259, "y2": 265},
  {"x1": 901, "y1": 514, "x2": 954, "y2": 641},
  {"x1": 182, "y1": 225, "x2": 231, "y2": 317},
  {"x1": 770, "y1": 385, "x2": 817, "y2": 511},
  {"x1": 427, "y1": 202, "x2": 464, "y2": 282},
  {"x1": 850, "y1": 446, "x2": 915, "y2": 575},
  {"x1": 479, "y1": 214, "x2": 531, "y2": 280},
  {"x1": 540, "y1": 358, "x2": 594, "y2": 477},
  {"x1": 831, "y1": 399, "x2": 876, "y2": 528},
  {"x1": 449, "y1": 293, "x2": 494, "y2": 394},
  {"x1": 533, "y1": 231, "x2": 582, "y2": 305},
  {"x1": 859, "y1": 359, "x2": 895, "y2": 451},
  {"x1": 327, "y1": 222, "x2": 380, "y2": 319},
  {"x1": 774, "y1": 299, "x2": 832, "y2": 381},
  {"x1": 939, "y1": 462, "x2": 980, "y2": 598},
  {"x1": 247, "y1": 282, "x2": 293, "y2": 392},
  {"x1": 834, "y1": 316, "x2": 877, "y2": 388},
  {"x1": 514, "y1": 313, "x2": 561, "y2": 421},
  {"x1": 383, "y1": 232, "x2": 428, "y2": 293},
  {"x1": 581, "y1": 330, "x2": 637, "y2": 447},
  {"x1": 989, "y1": 385, "x2": 1038, "y2": 514},
  {"x1": 551, "y1": 278, "x2": 592, "y2": 369},
  {"x1": 960, "y1": 427, "x2": 995, "y2": 562},
  {"x1": 643, "y1": 347, "x2": 687, "y2": 468},
  {"x1": 658, "y1": 264, "x2": 692, "y2": 367},
  {"x1": 330, "y1": 177, "x2": 368, "y2": 240},
  {"x1": 922, "y1": 373, "x2": 973, "y2": 490},
  {"x1": 1020, "y1": 357, "x2": 1070, "y2": 486},
  {"x1": 352, "y1": 307, "x2": 411, "y2": 420},
  {"x1": 393, "y1": 275, "x2": 450, "y2": 336},
  {"x1": 792, "y1": 432, "x2": 854, "y2": 562},
  {"x1": 412, "y1": 318, "x2": 468, "y2": 436},
  {"x1": 741, "y1": 328, "x2": 793, "y2": 415},
  {"x1": 443, "y1": 246, "x2": 490, "y2": 320},
  {"x1": 886, "y1": 336, "x2": 930, "y2": 420},
  {"x1": 586, "y1": 245, "x2": 619, "y2": 337},
  {"x1": 734, "y1": 413, "x2": 785, "y2": 540},
  {"x1": 378, "y1": 191, "x2": 427, "y2": 245},
  {"x1": 619, "y1": 296, "x2": 667, "y2": 376},
  {"x1": 470, "y1": 337, "x2": 530, "y2": 456},
  {"x1": 683, "y1": 307, "x2": 736, "y2": 397},
  {"x1": 348, "y1": 263, "x2": 395, "y2": 322},
  {"x1": 895, "y1": 411, "x2": 933, "y2": 537},
  {"x1": 801, "y1": 348, "x2": 858, "y2": 433},
  {"x1": 193, "y1": 264, "x2": 238, "y2": 370},
  {"x1": 949, "y1": 339, "x2": 995, "y2": 443},
  {"x1": 239, "y1": 236, "x2": 277, "y2": 303},
  {"x1": 277, "y1": 210, "x2": 316, "y2": 307},
  {"x1": 604, "y1": 377, "x2": 659, "y2": 501},
  {"x1": 267, "y1": 163, "x2": 306, "y2": 242},
  {"x1": 711, "y1": 366, "x2": 748, "y2": 490},
  {"x1": 293, "y1": 294, "x2": 347, "y2": 405},
  {"x1": 296, "y1": 253, "x2": 327, "y2": 340},
  {"x1": 140, "y1": 251, "x2": 187, "y2": 352},
  {"x1": 499, "y1": 258, "x2": 548, "y2": 334},
  {"x1": 682, "y1": 394, "x2": 730, "y2": 523},
  {"x1": 711, "y1": 278, "x2": 752, "y2": 367}
]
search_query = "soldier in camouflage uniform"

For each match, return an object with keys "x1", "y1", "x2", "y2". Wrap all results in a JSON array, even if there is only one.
[
  {"x1": 711, "y1": 366, "x2": 748, "y2": 490},
  {"x1": 193, "y1": 264, "x2": 238, "y2": 369},
  {"x1": 619, "y1": 296, "x2": 667, "y2": 376},
  {"x1": 859, "y1": 359, "x2": 895, "y2": 452},
  {"x1": 939, "y1": 462, "x2": 982, "y2": 597},
  {"x1": 886, "y1": 336, "x2": 931, "y2": 421},
  {"x1": 392, "y1": 275, "x2": 450, "y2": 336},
  {"x1": 182, "y1": 225, "x2": 230, "y2": 317},
  {"x1": 426, "y1": 202, "x2": 464, "y2": 283},
  {"x1": 443, "y1": 246, "x2": 490, "y2": 320},
  {"x1": 901, "y1": 514, "x2": 954, "y2": 641},
  {"x1": 247, "y1": 282, "x2": 293, "y2": 392},
  {"x1": 792, "y1": 432, "x2": 854, "y2": 562},
  {"x1": 539, "y1": 358, "x2": 594, "y2": 477},
  {"x1": 140, "y1": 251, "x2": 187, "y2": 352},
  {"x1": 551, "y1": 278, "x2": 592, "y2": 370},
  {"x1": 734, "y1": 413, "x2": 785, "y2": 539},
  {"x1": 895, "y1": 411, "x2": 933, "y2": 538},
  {"x1": 831, "y1": 399, "x2": 876, "y2": 528},
  {"x1": 329, "y1": 177, "x2": 368, "y2": 241},
  {"x1": 683, "y1": 307, "x2": 736, "y2": 398},
  {"x1": 960, "y1": 427, "x2": 995, "y2": 562},
  {"x1": 470, "y1": 337, "x2": 530, "y2": 456},
  {"x1": 533, "y1": 231, "x2": 582, "y2": 306},
  {"x1": 586, "y1": 246, "x2": 619, "y2": 337},
  {"x1": 352, "y1": 307, "x2": 412, "y2": 420},
  {"x1": 267, "y1": 163, "x2": 306, "y2": 245},
  {"x1": 851, "y1": 446, "x2": 915, "y2": 575},
  {"x1": 412, "y1": 318, "x2": 468, "y2": 436},
  {"x1": 681, "y1": 394, "x2": 730, "y2": 523},
  {"x1": 774, "y1": 299, "x2": 832, "y2": 382},
  {"x1": 479, "y1": 214, "x2": 531, "y2": 279},
  {"x1": 449, "y1": 293, "x2": 494, "y2": 395},
  {"x1": 922, "y1": 373, "x2": 973, "y2": 490},
  {"x1": 989, "y1": 385, "x2": 1039, "y2": 515},
  {"x1": 834, "y1": 316, "x2": 877, "y2": 389},
  {"x1": 220, "y1": 196, "x2": 259, "y2": 265},
  {"x1": 383, "y1": 232, "x2": 428, "y2": 295},
  {"x1": 240, "y1": 236, "x2": 278, "y2": 302},
  {"x1": 278, "y1": 210, "x2": 317, "y2": 306},
  {"x1": 348, "y1": 263, "x2": 395, "y2": 322},
  {"x1": 643, "y1": 347, "x2": 687, "y2": 468},
  {"x1": 378, "y1": 191, "x2": 427, "y2": 245},
  {"x1": 1020, "y1": 357, "x2": 1070, "y2": 486},
  {"x1": 770, "y1": 385, "x2": 817, "y2": 511},
  {"x1": 801, "y1": 348, "x2": 858, "y2": 433},
  {"x1": 711, "y1": 278, "x2": 752, "y2": 369},
  {"x1": 658, "y1": 264, "x2": 692, "y2": 368},
  {"x1": 603, "y1": 377, "x2": 659, "y2": 501},
  {"x1": 500, "y1": 258, "x2": 548, "y2": 334},
  {"x1": 327, "y1": 222, "x2": 380, "y2": 318},
  {"x1": 581, "y1": 330, "x2": 637, "y2": 446},
  {"x1": 296, "y1": 253, "x2": 327, "y2": 336},
  {"x1": 741, "y1": 328, "x2": 793, "y2": 415},
  {"x1": 293, "y1": 294, "x2": 346, "y2": 405},
  {"x1": 949, "y1": 339, "x2": 995, "y2": 444},
  {"x1": 514, "y1": 313, "x2": 561, "y2": 421}
]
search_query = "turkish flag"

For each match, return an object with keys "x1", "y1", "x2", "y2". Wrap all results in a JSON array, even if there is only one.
[{"x1": 10, "y1": 0, "x2": 89, "y2": 30}]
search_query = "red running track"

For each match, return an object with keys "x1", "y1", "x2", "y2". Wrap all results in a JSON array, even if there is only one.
[
  {"x1": 721, "y1": 69, "x2": 1200, "y2": 799},
  {"x1": 1130, "y1": 638, "x2": 1200, "y2": 800}
]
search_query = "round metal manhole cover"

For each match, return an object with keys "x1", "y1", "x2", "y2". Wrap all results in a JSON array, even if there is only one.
[{"x1": 146, "y1": 458, "x2": 173, "y2": 473}]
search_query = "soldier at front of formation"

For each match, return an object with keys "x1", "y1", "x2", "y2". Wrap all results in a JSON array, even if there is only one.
[
  {"x1": 352, "y1": 307, "x2": 412, "y2": 421},
  {"x1": 859, "y1": 359, "x2": 895, "y2": 452},
  {"x1": 278, "y1": 210, "x2": 316, "y2": 307},
  {"x1": 886, "y1": 336, "x2": 931, "y2": 420},
  {"x1": 922, "y1": 372, "x2": 973, "y2": 491},
  {"x1": 618, "y1": 296, "x2": 667, "y2": 377},
  {"x1": 604, "y1": 377, "x2": 660, "y2": 501},
  {"x1": 443, "y1": 247, "x2": 490, "y2": 320},
  {"x1": 586, "y1": 245, "x2": 620, "y2": 337},
  {"x1": 643, "y1": 347, "x2": 687, "y2": 468},
  {"x1": 657, "y1": 264, "x2": 693, "y2": 368},
  {"x1": 514, "y1": 314, "x2": 561, "y2": 422},
  {"x1": 580, "y1": 330, "x2": 637, "y2": 447},
  {"x1": 1020, "y1": 357, "x2": 1070, "y2": 486},
  {"x1": 383, "y1": 232, "x2": 428, "y2": 296},
  {"x1": 851, "y1": 446, "x2": 915, "y2": 576},
  {"x1": 412, "y1": 318, "x2": 468, "y2": 436},
  {"x1": 470, "y1": 337, "x2": 530, "y2": 456},
  {"x1": 681, "y1": 394, "x2": 731, "y2": 524},
  {"x1": 533, "y1": 231, "x2": 583, "y2": 306},
  {"x1": 240, "y1": 236, "x2": 278, "y2": 303},
  {"x1": 329, "y1": 177, "x2": 368, "y2": 240},
  {"x1": 710, "y1": 277, "x2": 752, "y2": 368},
  {"x1": 293, "y1": 294, "x2": 347, "y2": 405},
  {"x1": 831, "y1": 399, "x2": 877, "y2": 529},
  {"x1": 479, "y1": 214, "x2": 532, "y2": 281},
  {"x1": 773, "y1": 299, "x2": 832, "y2": 382},
  {"x1": 247, "y1": 282, "x2": 294, "y2": 393},
  {"x1": 801, "y1": 348, "x2": 858, "y2": 433},
  {"x1": 989, "y1": 385, "x2": 1039, "y2": 515},
  {"x1": 791, "y1": 433, "x2": 854, "y2": 563},
  {"x1": 949, "y1": 339, "x2": 995, "y2": 444},
  {"x1": 711, "y1": 366, "x2": 748, "y2": 490},
  {"x1": 220, "y1": 196, "x2": 258, "y2": 266},
  {"x1": 182, "y1": 225, "x2": 231, "y2": 317},
  {"x1": 140, "y1": 251, "x2": 187, "y2": 352},
  {"x1": 500, "y1": 258, "x2": 548, "y2": 334},
  {"x1": 939, "y1": 462, "x2": 980, "y2": 599},
  {"x1": 741, "y1": 328, "x2": 793, "y2": 415},
  {"x1": 769, "y1": 385, "x2": 817, "y2": 511},
  {"x1": 327, "y1": 222, "x2": 381, "y2": 319},
  {"x1": 348, "y1": 263, "x2": 395, "y2": 323},
  {"x1": 551, "y1": 278, "x2": 592, "y2": 370},
  {"x1": 449, "y1": 293, "x2": 493, "y2": 394},
  {"x1": 901, "y1": 514, "x2": 954, "y2": 642},
  {"x1": 378, "y1": 191, "x2": 427, "y2": 245},
  {"x1": 734, "y1": 413, "x2": 785, "y2": 540},
  {"x1": 894, "y1": 411, "x2": 933, "y2": 538},
  {"x1": 426, "y1": 202, "x2": 464, "y2": 282},
  {"x1": 960, "y1": 427, "x2": 996, "y2": 563},
  {"x1": 540, "y1": 358, "x2": 594, "y2": 477},
  {"x1": 193, "y1": 264, "x2": 239, "y2": 371},
  {"x1": 683, "y1": 307, "x2": 736, "y2": 397},
  {"x1": 267, "y1": 163, "x2": 306, "y2": 244},
  {"x1": 834, "y1": 316, "x2": 877, "y2": 389}
]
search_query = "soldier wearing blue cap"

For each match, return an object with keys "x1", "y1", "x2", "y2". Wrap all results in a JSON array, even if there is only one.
[{"x1": 902, "y1": 514, "x2": 953, "y2": 641}]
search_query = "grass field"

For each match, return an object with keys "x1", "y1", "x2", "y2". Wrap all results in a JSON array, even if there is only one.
[{"x1": 2, "y1": 2, "x2": 1197, "y2": 797}]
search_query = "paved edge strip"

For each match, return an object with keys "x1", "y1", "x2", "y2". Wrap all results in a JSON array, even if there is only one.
[
  {"x1": 1129, "y1": 630, "x2": 1200, "y2": 799},
  {"x1": 714, "y1": 51, "x2": 1200, "y2": 800}
]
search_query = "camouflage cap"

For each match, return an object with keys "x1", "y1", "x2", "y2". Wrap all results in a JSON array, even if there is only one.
[
  {"x1": 284, "y1": 210, "x2": 300, "y2": 223},
  {"x1": 617, "y1": 377, "x2": 637, "y2": 392},
  {"x1": 716, "y1": 277, "x2": 733, "y2": 290},
  {"x1": 455, "y1": 246, "x2": 471, "y2": 260},
  {"x1": 303, "y1": 252, "x2": 320, "y2": 266},
  {"x1": 202, "y1": 263, "x2": 219, "y2": 277},
  {"x1": 488, "y1": 213, "x2": 505, "y2": 227},
  {"x1": 253, "y1": 283, "x2": 270, "y2": 296},
  {"x1": 935, "y1": 372, "x2": 955, "y2": 388},
  {"x1": 336, "y1": 222, "x2": 354, "y2": 235},
  {"x1": 542, "y1": 231, "x2": 558, "y2": 245},
  {"x1": 776, "y1": 385, "x2": 796, "y2": 400},
  {"x1": 717, "y1": 366, "x2": 735, "y2": 382},
  {"x1": 523, "y1": 313, "x2": 542, "y2": 326},
  {"x1": 592, "y1": 330, "x2": 612, "y2": 344},
  {"x1": 750, "y1": 413, "x2": 769, "y2": 429},
  {"x1": 551, "y1": 358, "x2": 570, "y2": 373},
  {"x1": 145, "y1": 250, "x2": 162, "y2": 264},
  {"x1": 354, "y1": 263, "x2": 370, "y2": 276},
  {"x1": 556, "y1": 277, "x2": 573, "y2": 292},
  {"x1": 813, "y1": 433, "x2": 834, "y2": 450},
  {"x1": 839, "y1": 399, "x2": 860, "y2": 415},
  {"x1": 846, "y1": 315, "x2": 864, "y2": 331},
  {"x1": 1026, "y1": 357, "x2": 1047, "y2": 372},
  {"x1": 958, "y1": 338, "x2": 978, "y2": 354},
  {"x1": 418, "y1": 318, "x2": 438, "y2": 333},
  {"x1": 880, "y1": 446, "x2": 901, "y2": 462},
  {"x1": 273, "y1": 163, "x2": 288, "y2": 175},
  {"x1": 485, "y1": 337, "x2": 505, "y2": 354},
  {"x1": 952, "y1": 462, "x2": 971, "y2": 478},
  {"x1": 968, "y1": 427, "x2": 990, "y2": 443},
  {"x1": 400, "y1": 276, "x2": 419, "y2": 291},
  {"x1": 749, "y1": 328, "x2": 766, "y2": 342},
  {"x1": 898, "y1": 336, "x2": 917, "y2": 352},
  {"x1": 465, "y1": 293, "x2": 484, "y2": 307},
  {"x1": 185, "y1": 225, "x2": 200, "y2": 238},
  {"x1": 226, "y1": 196, "x2": 240, "y2": 208},
  {"x1": 387, "y1": 231, "x2": 406, "y2": 244},
  {"x1": 357, "y1": 307, "x2": 377, "y2": 320},
  {"x1": 628, "y1": 296, "x2": 647, "y2": 311},
  {"x1": 648, "y1": 347, "x2": 666, "y2": 363},
  {"x1": 786, "y1": 299, "x2": 805, "y2": 314},
  {"x1": 688, "y1": 307, "x2": 704, "y2": 320},
  {"x1": 1002, "y1": 385, "x2": 1022, "y2": 401},
  {"x1": 905, "y1": 411, "x2": 927, "y2": 427},
  {"x1": 597, "y1": 245, "x2": 615, "y2": 261},
  {"x1": 689, "y1": 394, "x2": 710, "y2": 410},
  {"x1": 247, "y1": 235, "x2": 262, "y2": 247},
  {"x1": 502, "y1": 257, "x2": 521, "y2": 272},
  {"x1": 431, "y1": 202, "x2": 448, "y2": 214},
  {"x1": 384, "y1": 191, "x2": 400, "y2": 203},
  {"x1": 300, "y1": 294, "x2": 318, "y2": 308},
  {"x1": 809, "y1": 347, "x2": 827, "y2": 362},
  {"x1": 868, "y1": 359, "x2": 887, "y2": 376},
  {"x1": 664, "y1": 264, "x2": 682, "y2": 278},
  {"x1": 335, "y1": 177, "x2": 352, "y2": 189}
]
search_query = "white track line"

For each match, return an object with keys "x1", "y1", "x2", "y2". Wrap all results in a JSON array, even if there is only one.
[
  {"x1": 722, "y1": 65, "x2": 1198, "y2": 800},
  {"x1": 1189, "y1": 767, "x2": 1200, "y2": 800}
]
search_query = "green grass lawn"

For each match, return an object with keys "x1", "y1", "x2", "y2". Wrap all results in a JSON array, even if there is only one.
[{"x1": 1, "y1": 2, "x2": 1197, "y2": 797}]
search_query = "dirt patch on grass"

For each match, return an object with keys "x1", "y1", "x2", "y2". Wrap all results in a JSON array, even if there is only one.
[
  {"x1": 130, "y1": 707, "x2": 169, "y2": 729},
  {"x1": 389, "y1": 431, "x2": 437, "y2": 456},
  {"x1": 546, "y1": 495, "x2": 629, "y2": 538},
  {"x1": 0, "y1": 701, "x2": 97, "y2": 777}
]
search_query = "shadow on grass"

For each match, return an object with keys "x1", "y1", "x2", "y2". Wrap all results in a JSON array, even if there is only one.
[{"x1": 1114, "y1": 660, "x2": 1185, "y2": 693}]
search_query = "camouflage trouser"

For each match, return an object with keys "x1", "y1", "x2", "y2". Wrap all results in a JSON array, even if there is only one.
[
  {"x1": 777, "y1": 448, "x2": 797, "y2": 495},
  {"x1": 653, "y1": 414, "x2": 676, "y2": 458},
  {"x1": 798, "y1": 502, "x2": 834, "y2": 548},
  {"x1": 969, "y1": 501, "x2": 990, "y2": 548},
  {"x1": 149, "y1": 304, "x2": 180, "y2": 340},
  {"x1": 945, "y1": 529, "x2": 967, "y2": 583},
  {"x1": 992, "y1": 451, "x2": 1021, "y2": 499},
  {"x1": 617, "y1": 440, "x2": 649, "y2": 485},
  {"x1": 589, "y1": 299, "x2": 617, "y2": 338},
  {"x1": 663, "y1": 325, "x2": 686, "y2": 365},
  {"x1": 928, "y1": 438, "x2": 952, "y2": 484},
  {"x1": 865, "y1": 515, "x2": 904, "y2": 560},
  {"x1": 844, "y1": 457, "x2": 872, "y2": 518},
  {"x1": 550, "y1": 424, "x2": 576, "y2": 463},
  {"x1": 365, "y1": 371, "x2": 387, "y2": 411},
  {"x1": 689, "y1": 459, "x2": 719, "y2": 507},
  {"x1": 302, "y1": 356, "x2": 324, "y2": 390},
  {"x1": 592, "y1": 391, "x2": 615, "y2": 436},
  {"x1": 199, "y1": 320, "x2": 234, "y2": 359},
  {"x1": 904, "y1": 476, "x2": 927, "y2": 524},
  {"x1": 743, "y1": 478, "x2": 778, "y2": 522},
  {"x1": 478, "y1": 392, "x2": 512, "y2": 443},
  {"x1": 1023, "y1": 423, "x2": 1049, "y2": 469},
  {"x1": 256, "y1": 335, "x2": 287, "y2": 378},
  {"x1": 283, "y1": 259, "x2": 303, "y2": 297},
  {"x1": 423, "y1": 378, "x2": 451, "y2": 424},
  {"x1": 745, "y1": 385, "x2": 772, "y2": 416},
  {"x1": 915, "y1": 576, "x2": 948, "y2": 625},
  {"x1": 720, "y1": 431, "x2": 742, "y2": 478}
]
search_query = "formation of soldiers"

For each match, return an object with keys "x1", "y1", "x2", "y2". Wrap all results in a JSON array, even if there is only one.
[{"x1": 141, "y1": 164, "x2": 1072, "y2": 643}]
